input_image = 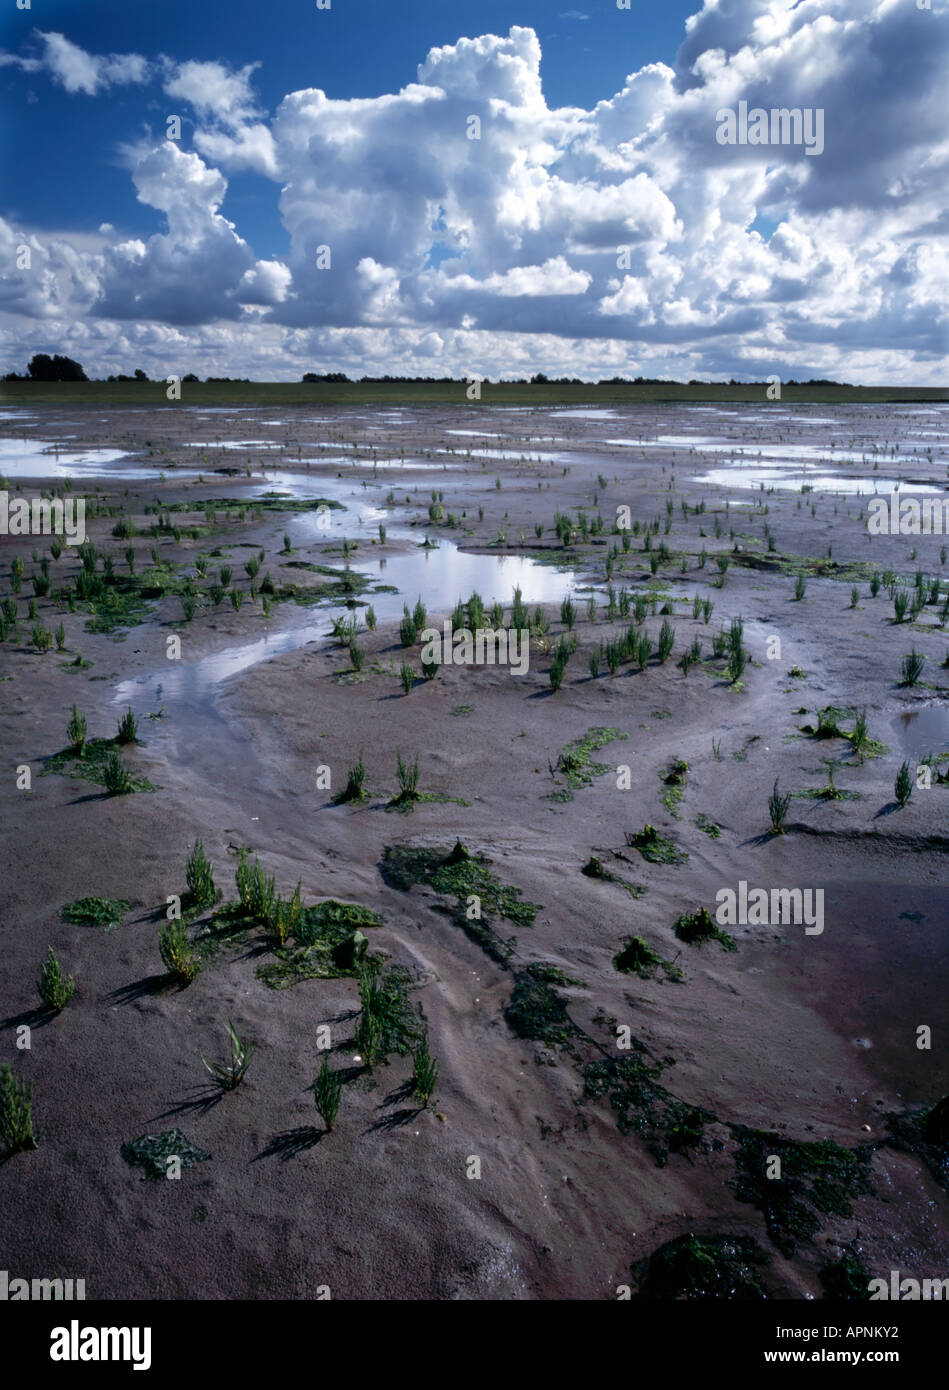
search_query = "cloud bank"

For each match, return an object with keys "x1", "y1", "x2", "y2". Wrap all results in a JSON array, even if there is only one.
[{"x1": 2, "y1": 2, "x2": 948, "y2": 381}]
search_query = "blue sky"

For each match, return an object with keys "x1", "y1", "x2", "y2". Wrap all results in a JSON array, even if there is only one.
[
  {"x1": 2, "y1": 1, "x2": 699, "y2": 256},
  {"x1": 1, "y1": 1, "x2": 948, "y2": 382}
]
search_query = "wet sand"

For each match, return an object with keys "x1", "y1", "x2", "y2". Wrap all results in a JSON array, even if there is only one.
[{"x1": 1, "y1": 400, "x2": 947, "y2": 1299}]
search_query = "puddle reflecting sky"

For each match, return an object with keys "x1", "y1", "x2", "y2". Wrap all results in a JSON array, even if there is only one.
[
  {"x1": 893, "y1": 706, "x2": 949, "y2": 757},
  {"x1": 691, "y1": 466, "x2": 943, "y2": 494},
  {"x1": 114, "y1": 537, "x2": 577, "y2": 703},
  {"x1": 0, "y1": 438, "x2": 171, "y2": 480}
]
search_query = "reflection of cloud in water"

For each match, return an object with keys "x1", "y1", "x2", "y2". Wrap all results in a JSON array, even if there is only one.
[
  {"x1": 894, "y1": 706, "x2": 949, "y2": 758},
  {"x1": 113, "y1": 541, "x2": 576, "y2": 703},
  {"x1": 369, "y1": 543, "x2": 575, "y2": 610},
  {"x1": 555, "y1": 409, "x2": 618, "y2": 419},
  {"x1": 0, "y1": 438, "x2": 191, "y2": 480},
  {"x1": 692, "y1": 465, "x2": 941, "y2": 494},
  {"x1": 435, "y1": 447, "x2": 568, "y2": 462}
]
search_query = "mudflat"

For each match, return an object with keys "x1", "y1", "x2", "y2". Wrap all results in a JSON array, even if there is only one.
[{"x1": 1, "y1": 399, "x2": 947, "y2": 1300}]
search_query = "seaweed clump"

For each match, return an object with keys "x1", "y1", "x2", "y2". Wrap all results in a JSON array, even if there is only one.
[
  {"x1": 673, "y1": 907, "x2": 737, "y2": 953},
  {"x1": 505, "y1": 963, "x2": 578, "y2": 1047},
  {"x1": 660, "y1": 759, "x2": 689, "y2": 817},
  {"x1": 550, "y1": 727, "x2": 628, "y2": 801},
  {"x1": 613, "y1": 936, "x2": 682, "y2": 982},
  {"x1": 885, "y1": 1095, "x2": 949, "y2": 1192},
  {"x1": 380, "y1": 841, "x2": 540, "y2": 967},
  {"x1": 121, "y1": 1129, "x2": 210, "y2": 1181},
  {"x1": 626, "y1": 825, "x2": 688, "y2": 866},
  {"x1": 633, "y1": 1233, "x2": 770, "y2": 1300},
  {"x1": 819, "y1": 1254, "x2": 872, "y2": 1300},
  {"x1": 583, "y1": 1049, "x2": 714, "y2": 1166},
  {"x1": 729, "y1": 1127, "x2": 876, "y2": 1257},
  {"x1": 61, "y1": 896, "x2": 130, "y2": 929},
  {"x1": 581, "y1": 856, "x2": 645, "y2": 898},
  {"x1": 257, "y1": 899, "x2": 382, "y2": 990}
]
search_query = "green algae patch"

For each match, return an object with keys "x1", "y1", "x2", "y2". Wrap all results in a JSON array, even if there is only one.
[
  {"x1": 358, "y1": 963, "x2": 423, "y2": 1061},
  {"x1": 695, "y1": 813, "x2": 722, "y2": 839},
  {"x1": 885, "y1": 1097, "x2": 949, "y2": 1192},
  {"x1": 674, "y1": 907, "x2": 737, "y2": 953},
  {"x1": 257, "y1": 899, "x2": 382, "y2": 989},
  {"x1": 660, "y1": 758, "x2": 689, "y2": 818},
  {"x1": 505, "y1": 963, "x2": 578, "y2": 1046},
  {"x1": 819, "y1": 1254, "x2": 872, "y2": 1300},
  {"x1": 295, "y1": 900, "x2": 381, "y2": 945},
  {"x1": 633, "y1": 1233, "x2": 770, "y2": 1300},
  {"x1": 381, "y1": 842, "x2": 539, "y2": 928},
  {"x1": 581, "y1": 856, "x2": 645, "y2": 898},
  {"x1": 804, "y1": 705, "x2": 856, "y2": 737},
  {"x1": 583, "y1": 1050, "x2": 714, "y2": 1166},
  {"x1": 613, "y1": 936, "x2": 682, "y2": 982},
  {"x1": 71, "y1": 575, "x2": 156, "y2": 634},
  {"x1": 627, "y1": 824, "x2": 688, "y2": 866},
  {"x1": 121, "y1": 1129, "x2": 210, "y2": 1181},
  {"x1": 277, "y1": 571, "x2": 373, "y2": 607},
  {"x1": 385, "y1": 791, "x2": 471, "y2": 815},
  {"x1": 729, "y1": 1127, "x2": 876, "y2": 1257},
  {"x1": 61, "y1": 896, "x2": 130, "y2": 929},
  {"x1": 549, "y1": 727, "x2": 628, "y2": 801},
  {"x1": 798, "y1": 706, "x2": 887, "y2": 759},
  {"x1": 59, "y1": 561, "x2": 213, "y2": 635},
  {"x1": 732, "y1": 550, "x2": 879, "y2": 585},
  {"x1": 380, "y1": 841, "x2": 538, "y2": 968}
]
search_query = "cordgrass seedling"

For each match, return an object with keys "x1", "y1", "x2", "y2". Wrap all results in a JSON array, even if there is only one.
[
  {"x1": 116, "y1": 706, "x2": 138, "y2": 744},
  {"x1": 103, "y1": 750, "x2": 135, "y2": 795},
  {"x1": 336, "y1": 751, "x2": 368, "y2": 804},
  {"x1": 394, "y1": 751, "x2": 420, "y2": 805},
  {"x1": 313, "y1": 1058, "x2": 343, "y2": 1131},
  {"x1": 900, "y1": 649, "x2": 925, "y2": 687},
  {"x1": 38, "y1": 947, "x2": 75, "y2": 1012},
  {"x1": 0, "y1": 1064, "x2": 37, "y2": 1154},
  {"x1": 411, "y1": 1034, "x2": 440, "y2": 1109},
  {"x1": 185, "y1": 839, "x2": 216, "y2": 909},
  {"x1": 67, "y1": 704, "x2": 87, "y2": 755},
  {"x1": 769, "y1": 778, "x2": 792, "y2": 834},
  {"x1": 159, "y1": 920, "x2": 200, "y2": 983},
  {"x1": 201, "y1": 1021, "x2": 256, "y2": 1091}
]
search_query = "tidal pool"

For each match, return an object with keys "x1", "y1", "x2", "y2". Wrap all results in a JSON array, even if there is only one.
[
  {"x1": 114, "y1": 537, "x2": 579, "y2": 703},
  {"x1": 893, "y1": 706, "x2": 949, "y2": 758},
  {"x1": 0, "y1": 438, "x2": 162, "y2": 480},
  {"x1": 691, "y1": 465, "x2": 943, "y2": 494}
]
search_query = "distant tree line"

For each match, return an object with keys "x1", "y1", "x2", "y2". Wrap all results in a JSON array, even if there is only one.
[
  {"x1": 302, "y1": 372, "x2": 463, "y2": 383},
  {"x1": 2, "y1": 358, "x2": 253, "y2": 383},
  {"x1": 3, "y1": 353, "x2": 88, "y2": 382},
  {"x1": 2, "y1": 354, "x2": 850, "y2": 389}
]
